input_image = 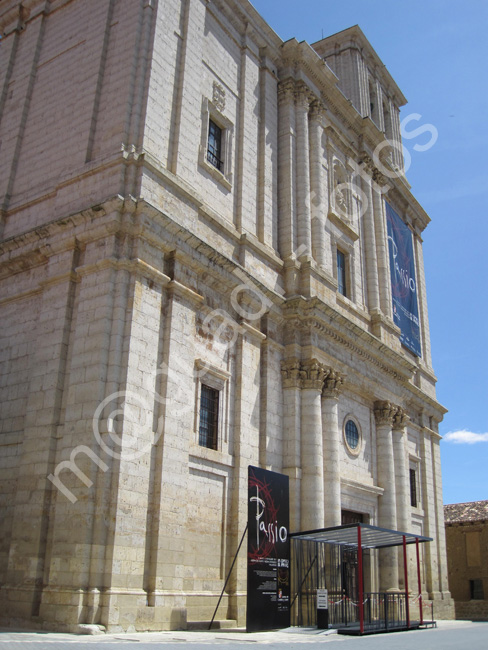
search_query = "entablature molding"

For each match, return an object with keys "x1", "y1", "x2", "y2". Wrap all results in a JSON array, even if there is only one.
[
  {"x1": 341, "y1": 476, "x2": 384, "y2": 497},
  {"x1": 282, "y1": 295, "x2": 417, "y2": 382}
]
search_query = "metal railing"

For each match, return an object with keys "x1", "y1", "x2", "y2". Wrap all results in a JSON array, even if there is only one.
[
  {"x1": 362, "y1": 592, "x2": 407, "y2": 630},
  {"x1": 207, "y1": 149, "x2": 224, "y2": 171}
]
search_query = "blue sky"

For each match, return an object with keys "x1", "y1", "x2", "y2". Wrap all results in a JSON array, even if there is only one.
[{"x1": 251, "y1": 0, "x2": 488, "y2": 505}]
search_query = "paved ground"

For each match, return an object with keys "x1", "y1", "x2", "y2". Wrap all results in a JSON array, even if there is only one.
[{"x1": 0, "y1": 620, "x2": 487, "y2": 650}]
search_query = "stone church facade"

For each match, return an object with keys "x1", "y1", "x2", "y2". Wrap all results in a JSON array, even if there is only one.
[{"x1": 0, "y1": 0, "x2": 453, "y2": 632}]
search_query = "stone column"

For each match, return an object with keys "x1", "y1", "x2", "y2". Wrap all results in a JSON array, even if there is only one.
[
  {"x1": 295, "y1": 84, "x2": 312, "y2": 257},
  {"x1": 392, "y1": 408, "x2": 410, "y2": 588},
  {"x1": 281, "y1": 358, "x2": 302, "y2": 531},
  {"x1": 322, "y1": 370, "x2": 344, "y2": 528},
  {"x1": 392, "y1": 408, "x2": 410, "y2": 533},
  {"x1": 309, "y1": 101, "x2": 327, "y2": 267},
  {"x1": 374, "y1": 401, "x2": 399, "y2": 591},
  {"x1": 300, "y1": 359, "x2": 327, "y2": 530}
]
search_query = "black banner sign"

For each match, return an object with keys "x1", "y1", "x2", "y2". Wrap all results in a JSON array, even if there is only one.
[{"x1": 246, "y1": 466, "x2": 290, "y2": 632}]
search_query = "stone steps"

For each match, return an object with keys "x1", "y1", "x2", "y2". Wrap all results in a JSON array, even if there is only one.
[{"x1": 187, "y1": 620, "x2": 238, "y2": 630}]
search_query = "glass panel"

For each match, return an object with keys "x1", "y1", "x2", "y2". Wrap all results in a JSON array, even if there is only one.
[
  {"x1": 207, "y1": 119, "x2": 224, "y2": 171},
  {"x1": 345, "y1": 419, "x2": 359, "y2": 449}
]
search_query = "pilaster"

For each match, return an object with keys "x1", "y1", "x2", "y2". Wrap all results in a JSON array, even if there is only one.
[
  {"x1": 228, "y1": 323, "x2": 263, "y2": 625},
  {"x1": 372, "y1": 173, "x2": 393, "y2": 318},
  {"x1": 277, "y1": 80, "x2": 296, "y2": 260},
  {"x1": 361, "y1": 169, "x2": 380, "y2": 313},
  {"x1": 309, "y1": 101, "x2": 327, "y2": 267},
  {"x1": 419, "y1": 427, "x2": 439, "y2": 596},
  {"x1": 295, "y1": 84, "x2": 312, "y2": 257},
  {"x1": 414, "y1": 233, "x2": 432, "y2": 368},
  {"x1": 4, "y1": 246, "x2": 80, "y2": 622}
]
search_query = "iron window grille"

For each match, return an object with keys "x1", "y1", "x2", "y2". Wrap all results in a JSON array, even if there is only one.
[
  {"x1": 207, "y1": 119, "x2": 224, "y2": 172},
  {"x1": 337, "y1": 249, "x2": 347, "y2": 297},
  {"x1": 470, "y1": 579, "x2": 484, "y2": 600},
  {"x1": 199, "y1": 384, "x2": 219, "y2": 450},
  {"x1": 409, "y1": 468, "x2": 417, "y2": 507}
]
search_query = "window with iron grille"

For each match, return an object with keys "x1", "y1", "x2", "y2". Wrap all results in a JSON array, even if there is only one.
[
  {"x1": 409, "y1": 468, "x2": 417, "y2": 507},
  {"x1": 337, "y1": 249, "x2": 347, "y2": 297},
  {"x1": 199, "y1": 384, "x2": 219, "y2": 450},
  {"x1": 470, "y1": 579, "x2": 484, "y2": 600},
  {"x1": 207, "y1": 119, "x2": 224, "y2": 172}
]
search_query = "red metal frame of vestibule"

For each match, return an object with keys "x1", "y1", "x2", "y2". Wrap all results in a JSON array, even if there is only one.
[{"x1": 290, "y1": 523, "x2": 432, "y2": 634}]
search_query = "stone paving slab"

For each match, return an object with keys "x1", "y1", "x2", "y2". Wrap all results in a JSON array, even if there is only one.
[{"x1": 0, "y1": 620, "x2": 477, "y2": 645}]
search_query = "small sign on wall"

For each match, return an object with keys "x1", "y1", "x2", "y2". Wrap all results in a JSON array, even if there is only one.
[
  {"x1": 317, "y1": 588, "x2": 329, "y2": 629},
  {"x1": 317, "y1": 589, "x2": 328, "y2": 609}
]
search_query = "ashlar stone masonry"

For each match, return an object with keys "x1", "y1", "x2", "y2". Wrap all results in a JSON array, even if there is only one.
[{"x1": 0, "y1": 0, "x2": 453, "y2": 632}]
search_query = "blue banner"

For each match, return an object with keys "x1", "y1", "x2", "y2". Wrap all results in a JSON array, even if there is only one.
[{"x1": 386, "y1": 202, "x2": 422, "y2": 357}]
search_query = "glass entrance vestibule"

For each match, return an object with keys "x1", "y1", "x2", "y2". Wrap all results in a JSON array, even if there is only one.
[{"x1": 290, "y1": 523, "x2": 436, "y2": 635}]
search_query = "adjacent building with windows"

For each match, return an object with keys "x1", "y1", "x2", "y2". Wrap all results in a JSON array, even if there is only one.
[
  {"x1": 445, "y1": 501, "x2": 488, "y2": 620},
  {"x1": 0, "y1": 0, "x2": 453, "y2": 633}
]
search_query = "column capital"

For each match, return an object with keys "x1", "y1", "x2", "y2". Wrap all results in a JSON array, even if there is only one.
[
  {"x1": 372, "y1": 166, "x2": 389, "y2": 187},
  {"x1": 322, "y1": 369, "x2": 344, "y2": 399},
  {"x1": 309, "y1": 99, "x2": 325, "y2": 122},
  {"x1": 300, "y1": 358, "x2": 327, "y2": 390},
  {"x1": 277, "y1": 79, "x2": 295, "y2": 104},
  {"x1": 374, "y1": 400, "x2": 397, "y2": 426},
  {"x1": 281, "y1": 357, "x2": 301, "y2": 389},
  {"x1": 393, "y1": 407, "x2": 409, "y2": 430},
  {"x1": 295, "y1": 82, "x2": 313, "y2": 110},
  {"x1": 359, "y1": 154, "x2": 375, "y2": 176},
  {"x1": 281, "y1": 358, "x2": 329, "y2": 390}
]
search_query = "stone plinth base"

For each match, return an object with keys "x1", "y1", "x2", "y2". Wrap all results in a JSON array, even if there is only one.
[{"x1": 0, "y1": 586, "x2": 239, "y2": 633}]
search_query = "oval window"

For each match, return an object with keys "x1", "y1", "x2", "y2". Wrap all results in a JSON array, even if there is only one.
[{"x1": 345, "y1": 419, "x2": 359, "y2": 450}]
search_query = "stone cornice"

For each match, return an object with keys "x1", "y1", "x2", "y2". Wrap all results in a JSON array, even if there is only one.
[
  {"x1": 311, "y1": 25, "x2": 407, "y2": 108},
  {"x1": 167, "y1": 279, "x2": 204, "y2": 305},
  {"x1": 0, "y1": 0, "x2": 51, "y2": 36},
  {"x1": 341, "y1": 477, "x2": 384, "y2": 497}
]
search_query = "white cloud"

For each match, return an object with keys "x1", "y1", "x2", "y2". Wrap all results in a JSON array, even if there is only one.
[{"x1": 443, "y1": 430, "x2": 488, "y2": 444}]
